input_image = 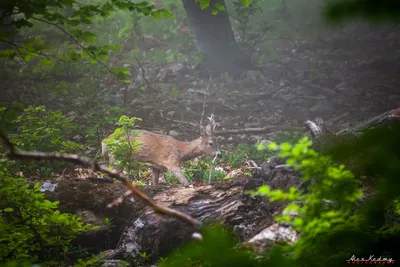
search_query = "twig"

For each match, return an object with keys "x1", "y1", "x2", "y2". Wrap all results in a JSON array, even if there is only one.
[
  {"x1": 134, "y1": 56, "x2": 150, "y2": 87},
  {"x1": 0, "y1": 132, "x2": 201, "y2": 230}
]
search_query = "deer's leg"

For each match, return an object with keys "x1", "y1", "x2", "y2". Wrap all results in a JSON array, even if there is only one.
[
  {"x1": 151, "y1": 166, "x2": 161, "y2": 186},
  {"x1": 168, "y1": 166, "x2": 190, "y2": 186}
]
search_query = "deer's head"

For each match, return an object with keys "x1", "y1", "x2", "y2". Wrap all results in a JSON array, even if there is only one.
[{"x1": 200, "y1": 114, "x2": 221, "y2": 158}]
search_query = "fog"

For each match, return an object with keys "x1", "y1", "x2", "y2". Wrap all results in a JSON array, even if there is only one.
[{"x1": 1, "y1": 0, "x2": 399, "y2": 148}]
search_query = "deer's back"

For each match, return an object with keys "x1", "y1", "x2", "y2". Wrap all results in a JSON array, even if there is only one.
[{"x1": 102, "y1": 130, "x2": 183, "y2": 167}]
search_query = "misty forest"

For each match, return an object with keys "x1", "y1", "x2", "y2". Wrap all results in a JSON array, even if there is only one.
[{"x1": 1, "y1": 0, "x2": 400, "y2": 266}]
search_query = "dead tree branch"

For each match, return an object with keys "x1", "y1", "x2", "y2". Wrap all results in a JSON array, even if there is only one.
[
  {"x1": 215, "y1": 125, "x2": 304, "y2": 136},
  {"x1": 0, "y1": 132, "x2": 201, "y2": 230}
]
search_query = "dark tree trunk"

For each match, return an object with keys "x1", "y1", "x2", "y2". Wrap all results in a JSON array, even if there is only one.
[{"x1": 182, "y1": 0, "x2": 248, "y2": 77}]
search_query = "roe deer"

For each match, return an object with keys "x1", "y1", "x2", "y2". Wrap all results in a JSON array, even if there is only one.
[{"x1": 101, "y1": 114, "x2": 221, "y2": 186}]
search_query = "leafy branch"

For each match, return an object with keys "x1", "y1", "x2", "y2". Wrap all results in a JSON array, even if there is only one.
[
  {"x1": 31, "y1": 16, "x2": 117, "y2": 77},
  {"x1": 0, "y1": 0, "x2": 173, "y2": 82}
]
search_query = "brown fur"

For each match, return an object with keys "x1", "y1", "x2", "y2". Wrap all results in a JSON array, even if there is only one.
[{"x1": 102, "y1": 130, "x2": 219, "y2": 186}]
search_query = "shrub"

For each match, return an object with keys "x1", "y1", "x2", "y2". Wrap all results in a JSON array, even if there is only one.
[
  {"x1": 1, "y1": 106, "x2": 85, "y2": 177},
  {"x1": 0, "y1": 159, "x2": 95, "y2": 265},
  {"x1": 161, "y1": 123, "x2": 400, "y2": 266}
]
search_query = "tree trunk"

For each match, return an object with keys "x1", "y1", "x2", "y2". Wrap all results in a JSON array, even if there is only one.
[{"x1": 182, "y1": 0, "x2": 248, "y2": 77}]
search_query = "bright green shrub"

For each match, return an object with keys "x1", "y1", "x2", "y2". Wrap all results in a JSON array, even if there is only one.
[
  {"x1": 3, "y1": 105, "x2": 85, "y2": 177},
  {"x1": 102, "y1": 115, "x2": 142, "y2": 177},
  {"x1": 0, "y1": 159, "x2": 95, "y2": 265}
]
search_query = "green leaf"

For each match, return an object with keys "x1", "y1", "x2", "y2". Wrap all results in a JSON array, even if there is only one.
[
  {"x1": 200, "y1": 0, "x2": 210, "y2": 9},
  {"x1": 41, "y1": 58, "x2": 53, "y2": 65},
  {"x1": 215, "y1": 3, "x2": 225, "y2": 11},
  {"x1": 140, "y1": 7, "x2": 152, "y2": 15},
  {"x1": 113, "y1": 67, "x2": 131, "y2": 75},
  {"x1": 81, "y1": 32, "x2": 97, "y2": 43},
  {"x1": 240, "y1": 0, "x2": 251, "y2": 8},
  {"x1": 0, "y1": 49, "x2": 17, "y2": 59},
  {"x1": 159, "y1": 8, "x2": 174, "y2": 18},
  {"x1": 21, "y1": 184, "x2": 29, "y2": 190},
  {"x1": 3, "y1": 207, "x2": 14, "y2": 212},
  {"x1": 151, "y1": 11, "x2": 162, "y2": 18},
  {"x1": 257, "y1": 185, "x2": 271, "y2": 196},
  {"x1": 136, "y1": 1, "x2": 150, "y2": 6},
  {"x1": 268, "y1": 142, "x2": 278, "y2": 150},
  {"x1": 280, "y1": 142, "x2": 292, "y2": 151},
  {"x1": 67, "y1": 19, "x2": 81, "y2": 26},
  {"x1": 212, "y1": 9, "x2": 218, "y2": 15},
  {"x1": 23, "y1": 54, "x2": 32, "y2": 62},
  {"x1": 34, "y1": 182, "x2": 40, "y2": 189}
]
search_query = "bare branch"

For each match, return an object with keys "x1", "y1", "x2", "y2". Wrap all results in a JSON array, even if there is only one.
[
  {"x1": 134, "y1": 56, "x2": 150, "y2": 87},
  {"x1": 0, "y1": 132, "x2": 201, "y2": 230}
]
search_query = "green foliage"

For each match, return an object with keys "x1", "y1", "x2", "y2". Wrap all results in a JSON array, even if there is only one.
[
  {"x1": 0, "y1": 102, "x2": 24, "y2": 132},
  {"x1": 161, "y1": 123, "x2": 400, "y2": 267},
  {"x1": 163, "y1": 157, "x2": 226, "y2": 185},
  {"x1": 73, "y1": 254, "x2": 104, "y2": 267},
  {"x1": 0, "y1": 0, "x2": 172, "y2": 81},
  {"x1": 102, "y1": 115, "x2": 143, "y2": 177},
  {"x1": 10, "y1": 106, "x2": 83, "y2": 153},
  {"x1": 1, "y1": 105, "x2": 84, "y2": 177},
  {"x1": 184, "y1": 158, "x2": 216, "y2": 183},
  {"x1": 254, "y1": 136, "x2": 362, "y2": 227},
  {"x1": 222, "y1": 143, "x2": 267, "y2": 168},
  {"x1": 253, "y1": 125, "x2": 399, "y2": 266},
  {"x1": 0, "y1": 161, "x2": 95, "y2": 265}
]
